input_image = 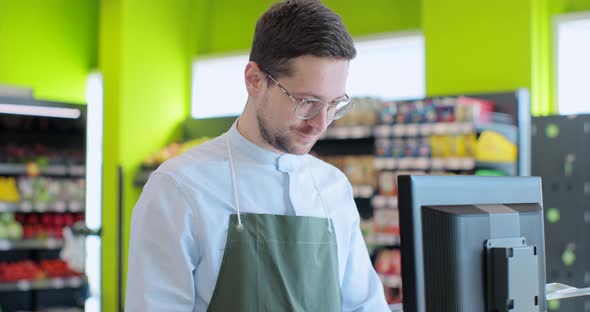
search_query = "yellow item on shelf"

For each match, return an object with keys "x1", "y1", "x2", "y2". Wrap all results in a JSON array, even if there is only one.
[
  {"x1": 0, "y1": 177, "x2": 21, "y2": 203},
  {"x1": 475, "y1": 131, "x2": 517, "y2": 163}
]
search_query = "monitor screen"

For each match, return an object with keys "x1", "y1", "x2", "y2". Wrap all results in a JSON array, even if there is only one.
[{"x1": 398, "y1": 175, "x2": 546, "y2": 312}]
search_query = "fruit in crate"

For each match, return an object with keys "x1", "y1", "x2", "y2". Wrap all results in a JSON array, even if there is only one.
[
  {"x1": 0, "y1": 177, "x2": 21, "y2": 202},
  {"x1": 40, "y1": 259, "x2": 81, "y2": 277},
  {"x1": 0, "y1": 260, "x2": 44, "y2": 282},
  {"x1": 6, "y1": 222, "x2": 23, "y2": 240}
]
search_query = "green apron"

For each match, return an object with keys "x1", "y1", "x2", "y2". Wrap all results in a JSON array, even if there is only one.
[{"x1": 206, "y1": 134, "x2": 342, "y2": 312}]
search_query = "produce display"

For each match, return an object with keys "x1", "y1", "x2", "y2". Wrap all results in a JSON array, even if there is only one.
[{"x1": 0, "y1": 259, "x2": 81, "y2": 282}]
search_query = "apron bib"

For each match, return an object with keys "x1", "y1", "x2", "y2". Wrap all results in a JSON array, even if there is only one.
[{"x1": 206, "y1": 134, "x2": 342, "y2": 312}]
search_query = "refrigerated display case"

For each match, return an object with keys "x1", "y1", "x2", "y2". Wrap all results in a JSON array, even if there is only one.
[{"x1": 0, "y1": 96, "x2": 101, "y2": 312}]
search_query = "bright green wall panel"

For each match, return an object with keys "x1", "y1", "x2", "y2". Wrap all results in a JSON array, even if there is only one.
[
  {"x1": 554, "y1": 0, "x2": 590, "y2": 12},
  {"x1": 422, "y1": 0, "x2": 532, "y2": 96},
  {"x1": 193, "y1": 0, "x2": 421, "y2": 55},
  {"x1": 98, "y1": 0, "x2": 121, "y2": 310},
  {"x1": 0, "y1": 0, "x2": 98, "y2": 103},
  {"x1": 118, "y1": 0, "x2": 191, "y2": 301}
]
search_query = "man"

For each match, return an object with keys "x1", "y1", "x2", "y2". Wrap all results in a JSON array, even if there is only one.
[{"x1": 125, "y1": 0, "x2": 390, "y2": 311}]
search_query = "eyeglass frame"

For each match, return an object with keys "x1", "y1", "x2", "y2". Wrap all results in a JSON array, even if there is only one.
[{"x1": 262, "y1": 70, "x2": 352, "y2": 121}]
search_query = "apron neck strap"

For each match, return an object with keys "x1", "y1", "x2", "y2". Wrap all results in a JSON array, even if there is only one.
[
  {"x1": 225, "y1": 134, "x2": 244, "y2": 231},
  {"x1": 225, "y1": 132, "x2": 332, "y2": 232}
]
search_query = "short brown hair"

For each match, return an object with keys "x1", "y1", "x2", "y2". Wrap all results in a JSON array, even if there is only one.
[{"x1": 250, "y1": 0, "x2": 356, "y2": 79}]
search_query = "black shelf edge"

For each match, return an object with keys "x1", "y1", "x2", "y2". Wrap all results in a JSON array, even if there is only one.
[
  {"x1": 0, "y1": 238, "x2": 64, "y2": 251},
  {"x1": 0, "y1": 201, "x2": 85, "y2": 213},
  {"x1": 0, "y1": 276, "x2": 86, "y2": 292},
  {"x1": 0, "y1": 164, "x2": 86, "y2": 177}
]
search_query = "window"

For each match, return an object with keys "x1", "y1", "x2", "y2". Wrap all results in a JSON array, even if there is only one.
[
  {"x1": 555, "y1": 13, "x2": 590, "y2": 115},
  {"x1": 347, "y1": 32, "x2": 425, "y2": 100},
  {"x1": 191, "y1": 33, "x2": 426, "y2": 119},
  {"x1": 191, "y1": 54, "x2": 249, "y2": 119}
]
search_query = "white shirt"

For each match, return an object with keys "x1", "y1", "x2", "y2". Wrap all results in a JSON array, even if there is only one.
[{"x1": 125, "y1": 122, "x2": 389, "y2": 311}]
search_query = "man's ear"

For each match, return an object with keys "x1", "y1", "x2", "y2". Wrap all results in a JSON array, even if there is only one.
[{"x1": 245, "y1": 61, "x2": 265, "y2": 97}]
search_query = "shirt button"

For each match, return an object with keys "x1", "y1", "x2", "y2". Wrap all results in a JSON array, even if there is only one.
[{"x1": 277, "y1": 154, "x2": 296, "y2": 172}]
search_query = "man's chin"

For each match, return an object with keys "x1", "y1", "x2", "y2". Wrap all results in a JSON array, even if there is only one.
[{"x1": 289, "y1": 140, "x2": 316, "y2": 155}]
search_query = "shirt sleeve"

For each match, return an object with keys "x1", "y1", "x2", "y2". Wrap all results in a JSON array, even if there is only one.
[
  {"x1": 125, "y1": 172, "x2": 198, "y2": 311},
  {"x1": 341, "y1": 211, "x2": 390, "y2": 312}
]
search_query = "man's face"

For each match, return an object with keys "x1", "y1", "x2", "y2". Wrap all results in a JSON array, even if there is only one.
[{"x1": 256, "y1": 55, "x2": 349, "y2": 155}]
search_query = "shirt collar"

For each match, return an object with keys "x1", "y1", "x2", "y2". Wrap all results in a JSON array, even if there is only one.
[{"x1": 227, "y1": 119, "x2": 305, "y2": 172}]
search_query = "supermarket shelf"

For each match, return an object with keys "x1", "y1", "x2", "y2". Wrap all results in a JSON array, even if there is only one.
[
  {"x1": 476, "y1": 122, "x2": 518, "y2": 143},
  {"x1": 0, "y1": 201, "x2": 84, "y2": 213},
  {"x1": 374, "y1": 234, "x2": 401, "y2": 246},
  {"x1": 0, "y1": 163, "x2": 85, "y2": 177},
  {"x1": 0, "y1": 276, "x2": 85, "y2": 292},
  {"x1": 0, "y1": 238, "x2": 63, "y2": 251},
  {"x1": 352, "y1": 185, "x2": 375, "y2": 198},
  {"x1": 374, "y1": 121, "x2": 517, "y2": 139},
  {"x1": 475, "y1": 161, "x2": 517, "y2": 176},
  {"x1": 134, "y1": 166, "x2": 156, "y2": 187},
  {"x1": 371, "y1": 196, "x2": 398, "y2": 209},
  {"x1": 321, "y1": 125, "x2": 373, "y2": 140},
  {"x1": 374, "y1": 157, "x2": 476, "y2": 171},
  {"x1": 379, "y1": 274, "x2": 402, "y2": 288}
]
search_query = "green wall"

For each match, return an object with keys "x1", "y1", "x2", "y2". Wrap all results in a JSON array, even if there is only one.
[
  {"x1": 193, "y1": 0, "x2": 421, "y2": 55},
  {"x1": 0, "y1": 0, "x2": 98, "y2": 103},
  {"x1": 421, "y1": 0, "x2": 532, "y2": 97},
  {"x1": 99, "y1": 1, "x2": 192, "y2": 310}
]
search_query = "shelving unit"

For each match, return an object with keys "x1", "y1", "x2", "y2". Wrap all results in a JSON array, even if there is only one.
[
  {"x1": 0, "y1": 238, "x2": 63, "y2": 251},
  {"x1": 313, "y1": 90, "x2": 529, "y2": 307},
  {"x1": 0, "y1": 276, "x2": 85, "y2": 292},
  {"x1": 0, "y1": 97, "x2": 90, "y2": 312}
]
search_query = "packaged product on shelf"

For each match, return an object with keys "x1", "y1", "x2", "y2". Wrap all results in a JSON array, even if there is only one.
[
  {"x1": 475, "y1": 131, "x2": 517, "y2": 162},
  {"x1": 410, "y1": 101, "x2": 426, "y2": 124},
  {"x1": 378, "y1": 172, "x2": 396, "y2": 196},
  {"x1": 360, "y1": 100, "x2": 378, "y2": 126},
  {"x1": 464, "y1": 133, "x2": 477, "y2": 157},
  {"x1": 360, "y1": 218, "x2": 375, "y2": 249},
  {"x1": 423, "y1": 100, "x2": 437, "y2": 123},
  {"x1": 373, "y1": 208, "x2": 399, "y2": 237},
  {"x1": 456, "y1": 97, "x2": 495, "y2": 124},
  {"x1": 375, "y1": 139, "x2": 393, "y2": 157},
  {"x1": 378, "y1": 101, "x2": 397, "y2": 125},
  {"x1": 395, "y1": 102, "x2": 411, "y2": 124},
  {"x1": 342, "y1": 156, "x2": 375, "y2": 186},
  {"x1": 417, "y1": 138, "x2": 432, "y2": 158},
  {"x1": 374, "y1": 248, "x2": 402, "y2": 276},
  {"x1": 391, "y1": 139, "x2": 405, "y2": 158},
  {"x1": 452, "y1": 135, "x2": 467, "y2": 157},
  {"x1": 404, "y1": 139, "x2": 419, "y2": 157},
  {"x1": 434, "y1": 97, "x2": 457, "y2": 123}
]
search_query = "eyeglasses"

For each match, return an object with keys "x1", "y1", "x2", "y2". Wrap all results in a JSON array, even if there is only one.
[{"x1": 264, "y1": 72, "x2": 352, "y2": 121}]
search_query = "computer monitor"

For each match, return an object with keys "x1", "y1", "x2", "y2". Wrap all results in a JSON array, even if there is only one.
[{"x1": 398, "y1": 175, "x2": 546, "y2": 312}]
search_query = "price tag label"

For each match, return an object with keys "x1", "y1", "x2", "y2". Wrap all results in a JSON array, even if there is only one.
[
  {"x1": 46, "y1": 238, "x2": 59, "y2": 249},
  {"x1": 391, "y1": 125, "x2": 405, "y2": 137},
  {"x1": 68, "y1": 277, "x2": 82, "y2": 288},
  {"x1": 50, "y1": 278, "x2": 65, "y2": 288},
  {"x1": 16, "y1": 280, "x2": 31, "y2": 291},
  {"x1": 405, "y1": 124, "x2": 419, "y2": 137},
  {"x1": 69, "y1": 201, "x2": 83, "y2": 212},
  {"x1": 21, "y1": 201, "x2": 33, "y2": 212},
  {"x1": 374, "y1": 125, "x2": 391, "y2": 138},
  {"x1": 54, "y1": 201, "x2": 66, "y2": 212},
  {"x1": 0, "y1": 240, "x2": 11, "y2": 250}
]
